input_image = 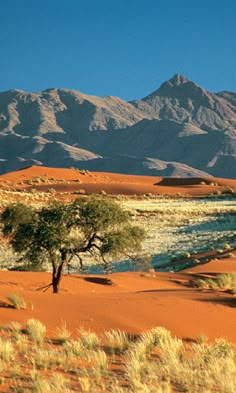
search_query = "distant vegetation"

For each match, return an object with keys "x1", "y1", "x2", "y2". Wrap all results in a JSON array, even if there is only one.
[
  {"x1": 195, "y1": 272, "x2": 236, "y2": 294},
  {"x1": 0, "y1": 195, "x2": 235, "y2": 273}
]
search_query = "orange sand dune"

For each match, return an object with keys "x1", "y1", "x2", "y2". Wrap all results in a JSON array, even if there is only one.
[
  {"x1": 0, "y1": 261, "x2": 236, "y2": 343},
  {"x1": 183, "y1": 257, "x2": 236, "y2": 274},
  {"x1": 0, "y1": 166, "x2": 235, "y2": 342},
  {"x1": 0, "y1": 165, "x2": 235, "y2": 196}
]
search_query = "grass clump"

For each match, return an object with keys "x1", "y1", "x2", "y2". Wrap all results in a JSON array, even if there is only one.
[
  {"x1": 25, "y1": 319, "x2": 46, "y2": 345},
  {"x1": 78, "y1": 376, "x2": 90, "y2": 392},
  {"x1": 195, "y1": 278, "x2": 219, "y2": 289},
  {"x1": 89, "y1": 349, "x2": 109, "y2": 380},
  {"x1": 63, "y1": 340, "x2": 83, "y2": 357},
  {"x1": 55, "y1": 321, "x2": 71, "y2": 344},
  {"x1": 0, "y1": 338, "x2": 15, "y2": 363},
  {"x1": 195, "y1": 272, "x2": 236, "y2": 293},
  {"x1": 1, "y1": 320, "x2": 236, "y2": 392},
  {"x1": 31, "y1": 348, "x2": 60, "y2": 370},
  {"x1": 6, "y1": 294, "x2": 27, "y2": 310},
  {"x1": 30, "y1": 371, "x2": 71, "y2": 393},
  {"x1": 104, "y1": 329, "x2": 129, "y2": 354},
  {"x1": 77, "y1": 328, "x2": 100, "y2": 350},
  {"x1": 9, "y1": 321, "x2": 22, "y2": 332},
  {"x1": 218, "y1": 273, "x2": 236, "y2": 293}
]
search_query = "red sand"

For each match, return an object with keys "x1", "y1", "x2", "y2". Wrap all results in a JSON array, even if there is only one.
[
  {"x1": 0, "y1": 166, "x2": 236, "y2": 343},
  {"x1": 0, "y1": 165, "x2": 235, "y2": 196},
  {"x1": 0, "y1": 256, "x2": 236, "y2": 343}
]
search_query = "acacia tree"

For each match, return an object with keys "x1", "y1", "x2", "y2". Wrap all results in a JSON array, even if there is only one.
[{"x1": 1, "y1": 198, "x2": 145, "y2": 293}]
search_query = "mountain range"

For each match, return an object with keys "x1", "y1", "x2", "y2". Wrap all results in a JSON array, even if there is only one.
[{"x1": 0, "y1": 74, "x2": 235, "y2": 178}]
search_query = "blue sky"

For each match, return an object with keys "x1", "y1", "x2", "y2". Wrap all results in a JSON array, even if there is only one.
[{"x1": 0, "y1": 0, "x2": 235, "y2": 100}]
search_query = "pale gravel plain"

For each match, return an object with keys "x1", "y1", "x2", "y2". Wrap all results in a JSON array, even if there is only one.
[
  {"x1": 121, "y1": 197, "x2": 236, "y2": 268},
  {"x1": 0, "y1": 194, "x2": 235, "y2": 271}
]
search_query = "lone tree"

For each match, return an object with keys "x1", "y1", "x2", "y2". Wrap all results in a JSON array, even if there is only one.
[{"x1": 1, "y1": 198, "x2": 145, "y2": 293}]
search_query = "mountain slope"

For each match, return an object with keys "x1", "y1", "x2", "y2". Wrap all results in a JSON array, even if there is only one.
[
  {"x1": 131, "y1": 74, "x2": 236, "y2": 131},
  {"x1": 0, "y1": 75, "x2": 235, "y2": 178}
]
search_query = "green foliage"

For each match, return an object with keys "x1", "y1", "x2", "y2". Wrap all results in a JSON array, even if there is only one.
[
  {"x1": 195, "y1": 272, "x2": 236, "y2": 293},
  {"x1": 217, "y1": 272, "x2": 236, "y2": 292},
  {"x1": 74, "y1": 198, "x2": 130, "y2": 233},
  {"x1": 100, "y1": 226, "x2": 144, "y2": 257},
  {"x1": 1, "y1": 203, "x2": 33, "y2": 236},
  {"x1": 1, "y1": 198, "x2": 145, "y2": 293}
]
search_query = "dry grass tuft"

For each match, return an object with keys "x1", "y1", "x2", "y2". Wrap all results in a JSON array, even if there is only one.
[{"x1": 6, "y1": 294, "x2": 27, "y2": 310}]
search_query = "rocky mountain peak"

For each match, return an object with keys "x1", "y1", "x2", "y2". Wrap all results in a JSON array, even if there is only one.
[
  {"x1": 164, "y1": 73, "x2": 189, "y2": 87},
  {"x1": 0, "y1": 75, "x2": 235, "y2": 178},
  {"x1": 142, "y1": 74, "x2": 213, "y2": 104}
]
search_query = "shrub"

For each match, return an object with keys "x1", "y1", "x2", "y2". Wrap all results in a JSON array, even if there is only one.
[
  {"x1": 7, "y1": 294, "x2": 27, "y2": 310},
  {"x1": 6, "y1": 294, "x2": 27, "y2": 310},
  {"x1": 0, "y1": 338, "x2": 15, "y2": 363},
  {"x1": 195, "y1": 278, "x2": 218, "y2": 289},
  {"x1": 25, "y1": 319, "x2": 46, "y2": 345},
  {"x1": 78, "y1": 376, "x2": 90, "y2": 392},
  {"x1": 31, "y1": 348, "x2": 61, "y2": 370},
  {"x1": 77, "y1": 328, "x2": 100, "y2": 350},
  {"x1": 195, "y1": 273, "x2": 236, "y2": 293},
  {"x1": 55, "y1": 322, "x2": 71, "y2": 344},
  {"x1": 47, "y1": 188, "x2": 56, "y2": 194},
  {"x1": 63, "y1": 340, "x2": 83, "y2": 357},
  {"x1": 89, "y1": 349, "x2": 109, "y2": 379},
  {"x1": 104, "y1": 329, "x2": 129, "y2": 354},
  {"x1": 218, "y1": 272, "x2": 236, "y2": 294}
]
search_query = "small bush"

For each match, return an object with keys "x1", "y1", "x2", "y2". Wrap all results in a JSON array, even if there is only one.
[
  {"x1": 104, "y1": 329, "x2": 129, "y2": 354},
  {"x1": 25, "y1": 319, "x2": 46, "y2": 345},
  {"x1": 74, "y1": 189, "x2": 86, "y2": 194},
  {"x1": 195, "y1": 273, "x2": 236, "y2": 293},
  {"x1": 218, "y1": 272, "x2": 236, "y2": 294},
  {"x1": 31, "y1": 348, "x2": 61, "y2": 370},
  {"x1": 55, "y1": 322, "x2": 71, "y2": 344},
  {"x1": 195, "y1": 278, "x2": 218, "y2": 289},
  {"x1": 6, "y1": 294, "x2": 27, "y2": 310},
  {"x1": 77, "y1": 328, "x2": 100, "y2": 350},
  {"x1": 47, "y1": 188, "x2": 56, "y2": 194},
  {"x1": 0, "y1": 338, "x2": 15, "y2": 363},
  {"x1": 63, "y1": 340, "x2": 83, "y2": 357},
  {"x1": 89, "y1": 349, "x2": 109, "y2": 379},
  {"x1": 9, "y1": 321, "x2": 22, "y2": 332},
  {"x1": 78, "y1": 376, "x2": 90, "y2": 392}
]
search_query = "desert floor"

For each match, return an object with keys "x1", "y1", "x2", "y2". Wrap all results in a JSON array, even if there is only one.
[
  {"x1": 0, "y1": 165, "x2": 235, "y2": 199},
  {"x1": 0, "y1": 165, "x2": 235, "y2": 343},
  {"x1": 0, "y1": 255, "x2": 236, "y2": 343}
]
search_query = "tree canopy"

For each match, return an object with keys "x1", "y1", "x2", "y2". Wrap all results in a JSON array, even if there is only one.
[{"x1": 1, "y1": 198, "x2": 145, "y2": 293}]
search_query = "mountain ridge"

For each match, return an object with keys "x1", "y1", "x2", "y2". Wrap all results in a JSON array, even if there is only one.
[{"x1": 0, "y1": 74, "x2": 235, "y2": 178}]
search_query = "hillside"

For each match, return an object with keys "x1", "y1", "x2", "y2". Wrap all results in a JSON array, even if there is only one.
[{"x1": 0, "y1": 74, "x2": 235, "y2": 177}]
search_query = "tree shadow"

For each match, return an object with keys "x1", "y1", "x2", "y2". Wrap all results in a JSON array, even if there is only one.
[
  {"x1": 136, "y1": 288, "x2": 196, "y2": 294},
  {"x1": 196, "y1": 296, "x2": 236, "y2": 308},
  {"x1": 83, "y1": 277, "x2": 113, "y2": 286},
  {"x1": 0, "y1": 301, "x2": 14, "y2": 309},
  {"x1": 178, "y1": 213, "x2": 236, "y2": 234}
]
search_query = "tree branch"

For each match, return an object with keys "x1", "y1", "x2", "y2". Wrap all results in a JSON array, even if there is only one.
[{"x1": 36, "y1": 283, "x2": 52, "y2": 292}]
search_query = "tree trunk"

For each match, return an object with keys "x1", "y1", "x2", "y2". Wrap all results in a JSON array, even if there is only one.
[
  {"x1": 52, "y1": 263, "x2": 64, "y2": 294},
  {"x1": 51, "y1": 251, "x2": 68, "y2": 293}
]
